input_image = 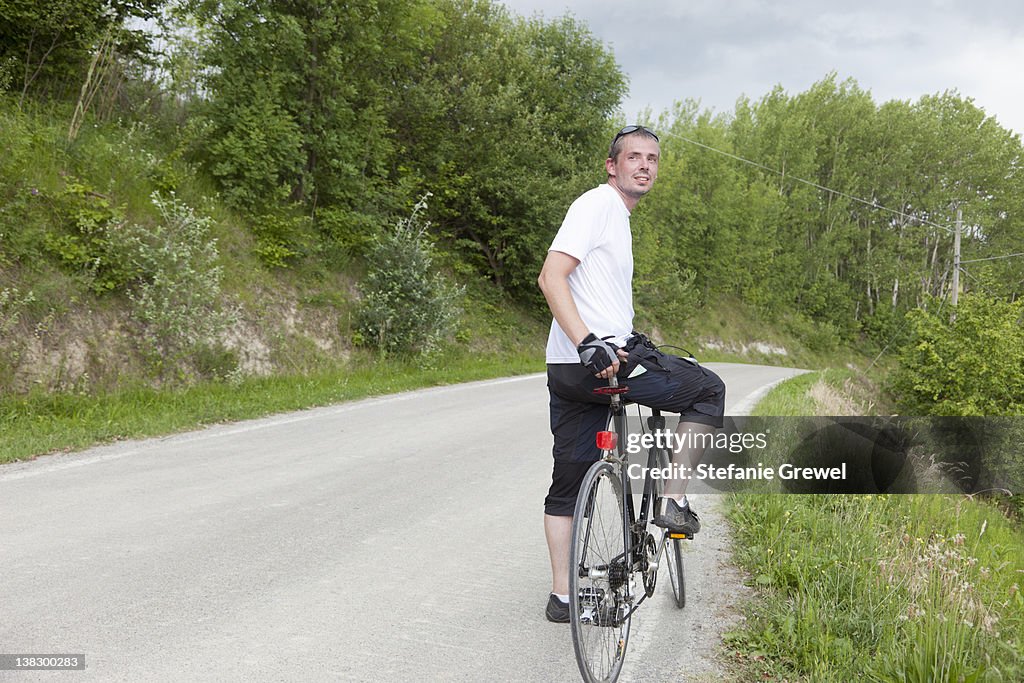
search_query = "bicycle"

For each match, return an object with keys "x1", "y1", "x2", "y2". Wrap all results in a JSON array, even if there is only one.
[{"x1": 569, "y1": 374, "x2": 689, "y2": 683}]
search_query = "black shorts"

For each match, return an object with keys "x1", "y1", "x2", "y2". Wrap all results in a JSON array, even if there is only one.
[{"x1": 544, "y1": 343, "x2": 726, "y2": 516}]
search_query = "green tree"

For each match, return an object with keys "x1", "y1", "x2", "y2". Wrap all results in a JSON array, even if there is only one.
[
  {"x1": 188, "y1": 0, "x2": 435, "y2": 219},
  {"x1": 0, "y1": 0, "x2": 164, "y2": 103},
  {"x1": 658, "y1": 75, "x2": 1024, "y2": 348},
  {"x1": 389, "y1": 0, "x2": 626, "y2": 299},
  {"x1": 183, "y1": 0, "x2": 625, "y2": 297}
]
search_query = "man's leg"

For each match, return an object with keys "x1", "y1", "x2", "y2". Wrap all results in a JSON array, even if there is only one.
[
  {"x1": 543, "y1": 459, "x2": 596, "y2": 623},
  {"x1": 650, "y1": 420, "x2": 716, "y2": 536},
  {"x1": 544, "y1": 366, "x2": 609, "y2": 622},
  {"x1": 620, "y1": 350, "x2": 725, "y2": 535},
  {"x1": 544, "y1": 513, "x2": 572, "y2": 595},
  {"x1": 663, "y1": 420, "x2": 717, "y2": 499}
]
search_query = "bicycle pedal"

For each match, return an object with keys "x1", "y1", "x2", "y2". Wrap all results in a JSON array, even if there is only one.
[{"x1": 668, "y1": 532, "x2": 691, "y2": 540}]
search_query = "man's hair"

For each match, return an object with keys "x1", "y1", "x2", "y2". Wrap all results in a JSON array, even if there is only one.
[{"x1": 608, "y1": 125, "x2": 659, "y2": 162}]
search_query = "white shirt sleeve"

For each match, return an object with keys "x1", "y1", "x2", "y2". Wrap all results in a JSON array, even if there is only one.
[{"x1": 549, "y1": 192, "x2": 605, "y2": 263}]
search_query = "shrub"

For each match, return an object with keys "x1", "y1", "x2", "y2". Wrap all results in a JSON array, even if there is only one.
[
  {"x1": 633, "y1": 262, "x2": 697, "y2": 334},
  {"x1": 355, "y1": 194, "x2": 462, "y2": 356},
  {"x1": 44, "y1": 179, "x2": 139, "y2": 293},
  {"x1": 784, "y1": 311, "x2": 841, "y2": 355},
  {"x1": 120, "y1": 192, "x2": 234, "y2": 378},
  {"x1": 251, "y1": 211, "x2": 314, "y2": 268},
  {"x1": 0, "y1": 286, "x2": 35, "y2": 391},
  {"x1": 890, "y1": 295, "x2": 1024, "y2": 416}
]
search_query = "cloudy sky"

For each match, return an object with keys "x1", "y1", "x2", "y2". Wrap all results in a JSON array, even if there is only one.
[{"x1": 496, "y1": 0, "x2": 1024, "y2": 136}]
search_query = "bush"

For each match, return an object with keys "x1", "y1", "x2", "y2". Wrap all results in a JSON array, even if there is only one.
[
  {"x1": 861, "y1": 305, "x2": 913, "y2": 349},
  {"x1": 120, "y1": 192, "x2": 234, "y2": 378},
  {"x1": 784, "y1": 312, "x2": 841, "y2": 355},
  {"x1": 0, "y1": 286, "x2": 35, "y2": 391},
  {"x1": 355, "y1": 194, "x2": 462, "y2": 356},
  {"x1": 633, "y1": 256, "x2": 697, "y2": 334},
  {"x1": 44, "y1": 179, "x2": 140, "y2": 293},
  {"x1": 251, "y1": 211, "x2": 315, "y2": 268},
  {"x1": 890, "y1": 295, "x2": 1024, "y2": 416}
]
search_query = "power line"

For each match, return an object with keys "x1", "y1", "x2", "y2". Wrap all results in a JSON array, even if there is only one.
[
  {"x1": 958, "y1": 252, "x2": 1024, "y2": 264},
  {"x1": 661, "y1": 130, "x2": 958, "y2": 234},
  {"x1": 956, "y1": 266, "x2": 1005, "y2": 300}
]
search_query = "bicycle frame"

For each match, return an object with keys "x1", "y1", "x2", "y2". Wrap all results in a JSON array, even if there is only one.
[{"x1": 586, "y1": 376, "x2": 670, "y2": 617}]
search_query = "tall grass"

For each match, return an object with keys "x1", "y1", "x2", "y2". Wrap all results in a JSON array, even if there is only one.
[{"x1": 725, "y1": 372, "x2": 1024, "y2": 681}]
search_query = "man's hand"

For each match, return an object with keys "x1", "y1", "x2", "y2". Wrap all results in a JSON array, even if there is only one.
[{"x1": 577, "y1": 334, "x2": 627, "y2": 378}]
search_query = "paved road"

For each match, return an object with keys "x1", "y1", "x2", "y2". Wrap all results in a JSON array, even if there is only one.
[{"x1": 0, "y1": 363, "x2": 805, "y2": 682}]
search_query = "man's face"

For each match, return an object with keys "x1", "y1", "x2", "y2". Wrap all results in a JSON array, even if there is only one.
[{"x1": 606, "y1": 134, "x2": 660, "y2": 203}]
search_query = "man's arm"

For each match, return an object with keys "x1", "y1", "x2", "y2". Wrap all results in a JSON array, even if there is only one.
[
  {"x1": 538, "y1": 250, "x2": 588, "y2": 346},
  {"x1": 537, "y1": 250, "x2": 624, "y2": 378}
]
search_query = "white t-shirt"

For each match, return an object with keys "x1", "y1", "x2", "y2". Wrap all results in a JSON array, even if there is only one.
[{"x1": 545, "y1": 183, "x2": 635, "y2": 363}]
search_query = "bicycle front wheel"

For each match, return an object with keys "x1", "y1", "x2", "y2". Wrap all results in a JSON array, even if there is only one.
[
  {"x1": 569, "y1": 460, "x2": 631, "y2": 683},
  {"x1": 664, "y1": 534, "x2": 686, "y2": 608},
  {"x1": 654, "y1": 445, "x2": 685, "y2": 608}
]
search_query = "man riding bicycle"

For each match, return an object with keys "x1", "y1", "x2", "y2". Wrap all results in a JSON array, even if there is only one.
[{"x1": 537, "y1": 125, "x2": 726, "y2": 623}]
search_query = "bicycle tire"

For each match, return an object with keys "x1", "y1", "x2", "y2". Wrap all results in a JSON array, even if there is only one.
[
  {"x1": 654, "y1": 443, "x2": 686, "y2": 609},
  {"x1": 569, "y1": 460, "x2": 631, "y2": 683},
  {"x1": 664, "y1": 534, "x2": 686, "y2": 608}
]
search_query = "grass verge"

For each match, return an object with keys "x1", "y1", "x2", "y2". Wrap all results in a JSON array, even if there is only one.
[
  {"x1": 723, "y1": 371, "x2": 1024, "y2": 682},
  {"x1": 0, "y1": 348, "x2": 543, "y2": 464}
]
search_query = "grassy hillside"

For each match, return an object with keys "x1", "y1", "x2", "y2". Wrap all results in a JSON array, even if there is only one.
[{"x1": 0, "y1": 99, "x2": 544, "y2": 385}]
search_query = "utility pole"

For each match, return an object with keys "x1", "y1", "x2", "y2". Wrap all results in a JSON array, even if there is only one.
[{"x1": 951, "y1": 207, "x2": 962, "y2": 315}]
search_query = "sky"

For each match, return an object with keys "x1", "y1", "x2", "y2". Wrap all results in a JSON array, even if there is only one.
[{"x1": 496, "y1": 0, "x2": 1024, "y2": 136}]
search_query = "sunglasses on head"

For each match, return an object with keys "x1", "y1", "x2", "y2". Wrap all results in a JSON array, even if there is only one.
[{"x1": 612, "y1": 125, "x2": 659, "y2": 144}]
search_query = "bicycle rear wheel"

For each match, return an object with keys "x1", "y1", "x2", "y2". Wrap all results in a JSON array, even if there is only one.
[{"x1": 570, "y1": 460, "x2": 631, "y2": 683}]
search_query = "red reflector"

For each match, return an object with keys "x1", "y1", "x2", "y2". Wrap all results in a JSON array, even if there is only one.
[{"x1": 596, "y1": 431, "x2": 617, "y2": 451}]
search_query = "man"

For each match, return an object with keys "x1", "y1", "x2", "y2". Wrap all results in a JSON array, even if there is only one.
[{"x1": 537, "y1": 125, "x2": 726, "y2": 623}]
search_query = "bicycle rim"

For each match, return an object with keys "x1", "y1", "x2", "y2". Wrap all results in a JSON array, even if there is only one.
[
  {"x1": 664, "y1": 535, "x2": 686, "y2": 609},
  {"x1": 570, "y1": 461, "x2": 631, "y2": 683}
]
